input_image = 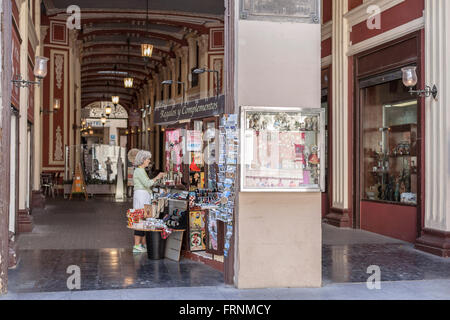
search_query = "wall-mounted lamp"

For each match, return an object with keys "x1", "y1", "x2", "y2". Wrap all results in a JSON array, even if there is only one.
[
  {"x1": 41, "y1": 98, "x2": 60, "y2": 114},
  {"x1": 162, "y1": 80, "x2": 185, "y2": 103},
  {"x1": 12, "y1": 56, "x2": 49, "y2": 88},
  {"x1": 402, "y1": 66, "x2": 438, "y2": 99},
  {"x1": 193, "y1": 68, "x2": 220, "y2": 97},
  {"x1": 101, "y1": 116, "x2": 107, "y2": 126}
]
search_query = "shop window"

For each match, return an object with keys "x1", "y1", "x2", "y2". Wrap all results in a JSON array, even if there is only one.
[{"x1": 360, "y1": 77, "x2": 418, "y2": 205}]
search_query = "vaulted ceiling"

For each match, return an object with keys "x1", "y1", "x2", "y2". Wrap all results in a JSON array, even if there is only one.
[{"x1": 42, "y1": 0, "x2": 224, "y2": 109}]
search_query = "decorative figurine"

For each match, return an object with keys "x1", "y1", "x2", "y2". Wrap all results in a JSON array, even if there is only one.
[
  {"x1": 305, "y1": 117, "x2": 312, "y2": 131},
  {"x1": 394, "y1": 177, "x2": 400, "y2": 202},
  {"x1": 312, "y1": 117, "x2": 318, "y2": 131},
  {"x1": 308, "y1": 146, "x2": 320, "y2": 165}
]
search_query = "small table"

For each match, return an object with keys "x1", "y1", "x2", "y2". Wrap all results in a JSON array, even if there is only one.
[{"x1": 128, "y1": 227, "x2": 185, "y2": 260}]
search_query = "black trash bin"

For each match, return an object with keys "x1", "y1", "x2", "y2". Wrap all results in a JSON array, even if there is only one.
[{"x1": 145, "y1": 231, "x2": 167, "y2": 260}]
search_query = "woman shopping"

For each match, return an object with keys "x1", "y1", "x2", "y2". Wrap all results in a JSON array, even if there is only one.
[{"x1": 132, "y1": 150, "x2": 166, "y2": 253}]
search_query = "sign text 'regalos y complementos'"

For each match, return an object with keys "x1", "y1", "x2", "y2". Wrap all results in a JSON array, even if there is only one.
[{"x1": 155, "y1": 95, "x2": 225, "y2": 124}]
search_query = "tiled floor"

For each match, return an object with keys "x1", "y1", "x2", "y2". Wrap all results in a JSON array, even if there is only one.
[
  {"x1": 8, "y1": 249, "x2": 224, "y2": 293},
  {"x1": 8, "y1": 198, "x2": 450, "y2": 294}
]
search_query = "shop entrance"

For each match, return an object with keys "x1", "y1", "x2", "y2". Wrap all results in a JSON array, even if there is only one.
[
  {"x1": 7, "y1": 0, "x2": 231, "y2": 293},
  {"x1": 353, "y1": 32, "x2": 423, "y2": 243}
]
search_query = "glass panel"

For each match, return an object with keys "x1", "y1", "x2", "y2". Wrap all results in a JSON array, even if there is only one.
[
  {"x1": 241, "y1": 108, "x2": 325, "y2": 192},
  {"x1": 205, "y1": 121, "x2": 218, "y2": 190},
  {"x1": 361, "y1": 78, "x2": 418, "y2": 205}
]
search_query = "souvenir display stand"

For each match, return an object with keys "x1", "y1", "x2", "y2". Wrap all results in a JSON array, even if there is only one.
[{"x1": 138, "y1": 95, "x2": 229, "y2": 266}]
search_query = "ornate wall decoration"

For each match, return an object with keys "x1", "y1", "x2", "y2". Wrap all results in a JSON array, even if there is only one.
[
  {"x1": 55, "y1": 54, "x2": 64, "y2": 89},
  {"x1": 54, "y1": 126, "x2": 64, "y2": 161},
  {"x1": 84, "y1": 102, "x2": 129, "y2": 119}
]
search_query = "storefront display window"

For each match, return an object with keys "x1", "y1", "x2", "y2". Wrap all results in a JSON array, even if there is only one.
[
  {"x1": 204, "y1": 120, "x2": 218, "y2": 190},
  {"x1": 361, "y1": 78, "x2": 418, "y2": 205},
  {"x1": 188, "y1": 121, "x2": 205, "y2": 190},
  {"x1": 165, "y1": 128, "x2": 184, "y2": 184},
  {"x1": 240, "y1": 107, "x2": 325, "y2": 192}
]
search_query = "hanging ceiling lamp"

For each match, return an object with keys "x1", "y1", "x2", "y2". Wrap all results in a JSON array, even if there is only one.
[
  {"x1": 112, "y1": 95, "x2": 120, "y2": 106},
  {"x1": 112, "y1": 65, "x2": 120, "y2": 106},
  {"x1": 124, "y1": 38, "x2": 134, "y2": 88},
  {"x1": 141, "y1": 0, "x2": 153, "y2": 58},
  {"x1": 105, "y1": 81, "x2": 112, "y2": 116}
]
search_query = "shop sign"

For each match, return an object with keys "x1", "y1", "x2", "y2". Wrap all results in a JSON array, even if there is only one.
[
  {"x1": 128, "y1": 110, "x2": 141, "y2": 127},
  {"x1": 154, "y1": 95, "x2": 225, "y2": 124},
  {"x1": 240, "y1": 0, "x2": 320, "y2": 23}
]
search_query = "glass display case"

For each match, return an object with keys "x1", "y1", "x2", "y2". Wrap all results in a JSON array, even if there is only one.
[
  {"x1": 240, "y1": 106, "x2": 325, "y2": 192},
  {"x1": 361, "y1": 80, "x2": 418, "y2": 205}
]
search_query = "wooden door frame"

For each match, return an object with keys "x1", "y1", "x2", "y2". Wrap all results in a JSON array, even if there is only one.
[{"x1": 353, "y1": 31, "x2": 423, "y2": 234}]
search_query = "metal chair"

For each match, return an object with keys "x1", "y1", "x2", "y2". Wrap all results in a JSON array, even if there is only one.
[{"x1": 41, "y1": 173, "x2": 55, "y2": 198}]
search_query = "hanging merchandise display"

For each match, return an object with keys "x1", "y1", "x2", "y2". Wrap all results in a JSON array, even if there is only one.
[{"x1": 204, "y1": 114, "x2": 239, "y2": 257}]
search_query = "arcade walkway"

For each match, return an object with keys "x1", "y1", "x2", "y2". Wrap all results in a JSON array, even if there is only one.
[{"x1": 7, "y1": 198, "x2": 450, "y2": 293}]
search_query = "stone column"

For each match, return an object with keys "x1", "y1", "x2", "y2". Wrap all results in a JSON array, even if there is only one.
[
  {"x1": 198, "y1": 34, "x2": 209, "y2": 98},
  {"x1": 187, "y1": 36, "x2": 197, "y2": 90},
  {"x1": 75, "y1": 40, "x2": 82, "y2": 157},
  {"x1": 166, "y1": 58, "x2": 174, "y2": 101},
  {"x1": 147, "y1": 81, "x2": 155, "y2": 158},
  {"x1": 154, "y1": 75, "x2": 161, "y2": 170},
  {"x1": 415, "y1": 0, "x2": 450, "y2": 257},
  {"x1": 0, "y1": 0, "x2": 13, "y2": 295},
  {"x1": 68, "y1": 30, "x2": 78, "y2": 179},
  {"x1": 234, "y1": 5, "x2": 322, "y2": 288},
  {"x1": 325, "y1": 0, "x2": 351, "y2": 228},
  {"x1": 17, "y1": 0, "x2": 32, "y2": 231},
  {"x1": 180, "y1": 46, "x2": 189, "y2": 101},
  {"x1": 32, "y1": 2, "x2": 45, "y2": 208}
]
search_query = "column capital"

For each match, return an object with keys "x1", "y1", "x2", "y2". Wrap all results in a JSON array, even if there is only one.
[
  {"x1": 40, "y1": 26, "x2": 50, "y2": 43},
  {"x1": 198, "y1": 34, "x2": 209, "y2": 54}
]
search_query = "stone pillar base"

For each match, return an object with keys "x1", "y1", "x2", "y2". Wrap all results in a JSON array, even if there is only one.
[
  {"x1": 324, "y1": 207, "x2": 351, "y2": 228},
  {"x1": 31, "y1": 190, "x2": 45, "y2": 209},
  {"x1": 415, "y1": 229, "x2": 450, "y2": 258},
  {"x1": 18, "y1": 209, "x2": 33, "y2": 233},
  {"x1": 8, "y1": 232, "x2": 18, "y2": 269}
]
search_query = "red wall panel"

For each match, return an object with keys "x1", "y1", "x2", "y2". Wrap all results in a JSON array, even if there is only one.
[
  {"x1": 350, "y1": 0, "x2": 424, "y2": 45},
  {"x1": 321, "y1": 38, "x2": 332, "y2": 58},
  {"x1": 323, "y1": 0, "x2": 333, "y2": 23},
  {"x1": 360, "y1": 201, "x2": 417, "y2": 243},
  {"x1": 349, "y1": 0, "x2": 363, "y2": 11}
]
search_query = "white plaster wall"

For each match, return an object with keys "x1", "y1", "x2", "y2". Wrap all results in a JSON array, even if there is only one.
[
  {"x1": 236, "y1": 21, "x2": 321, "y2": 109},
  {"x1": 235, "y1": 20, "x2": 322, "y2": 288}
]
